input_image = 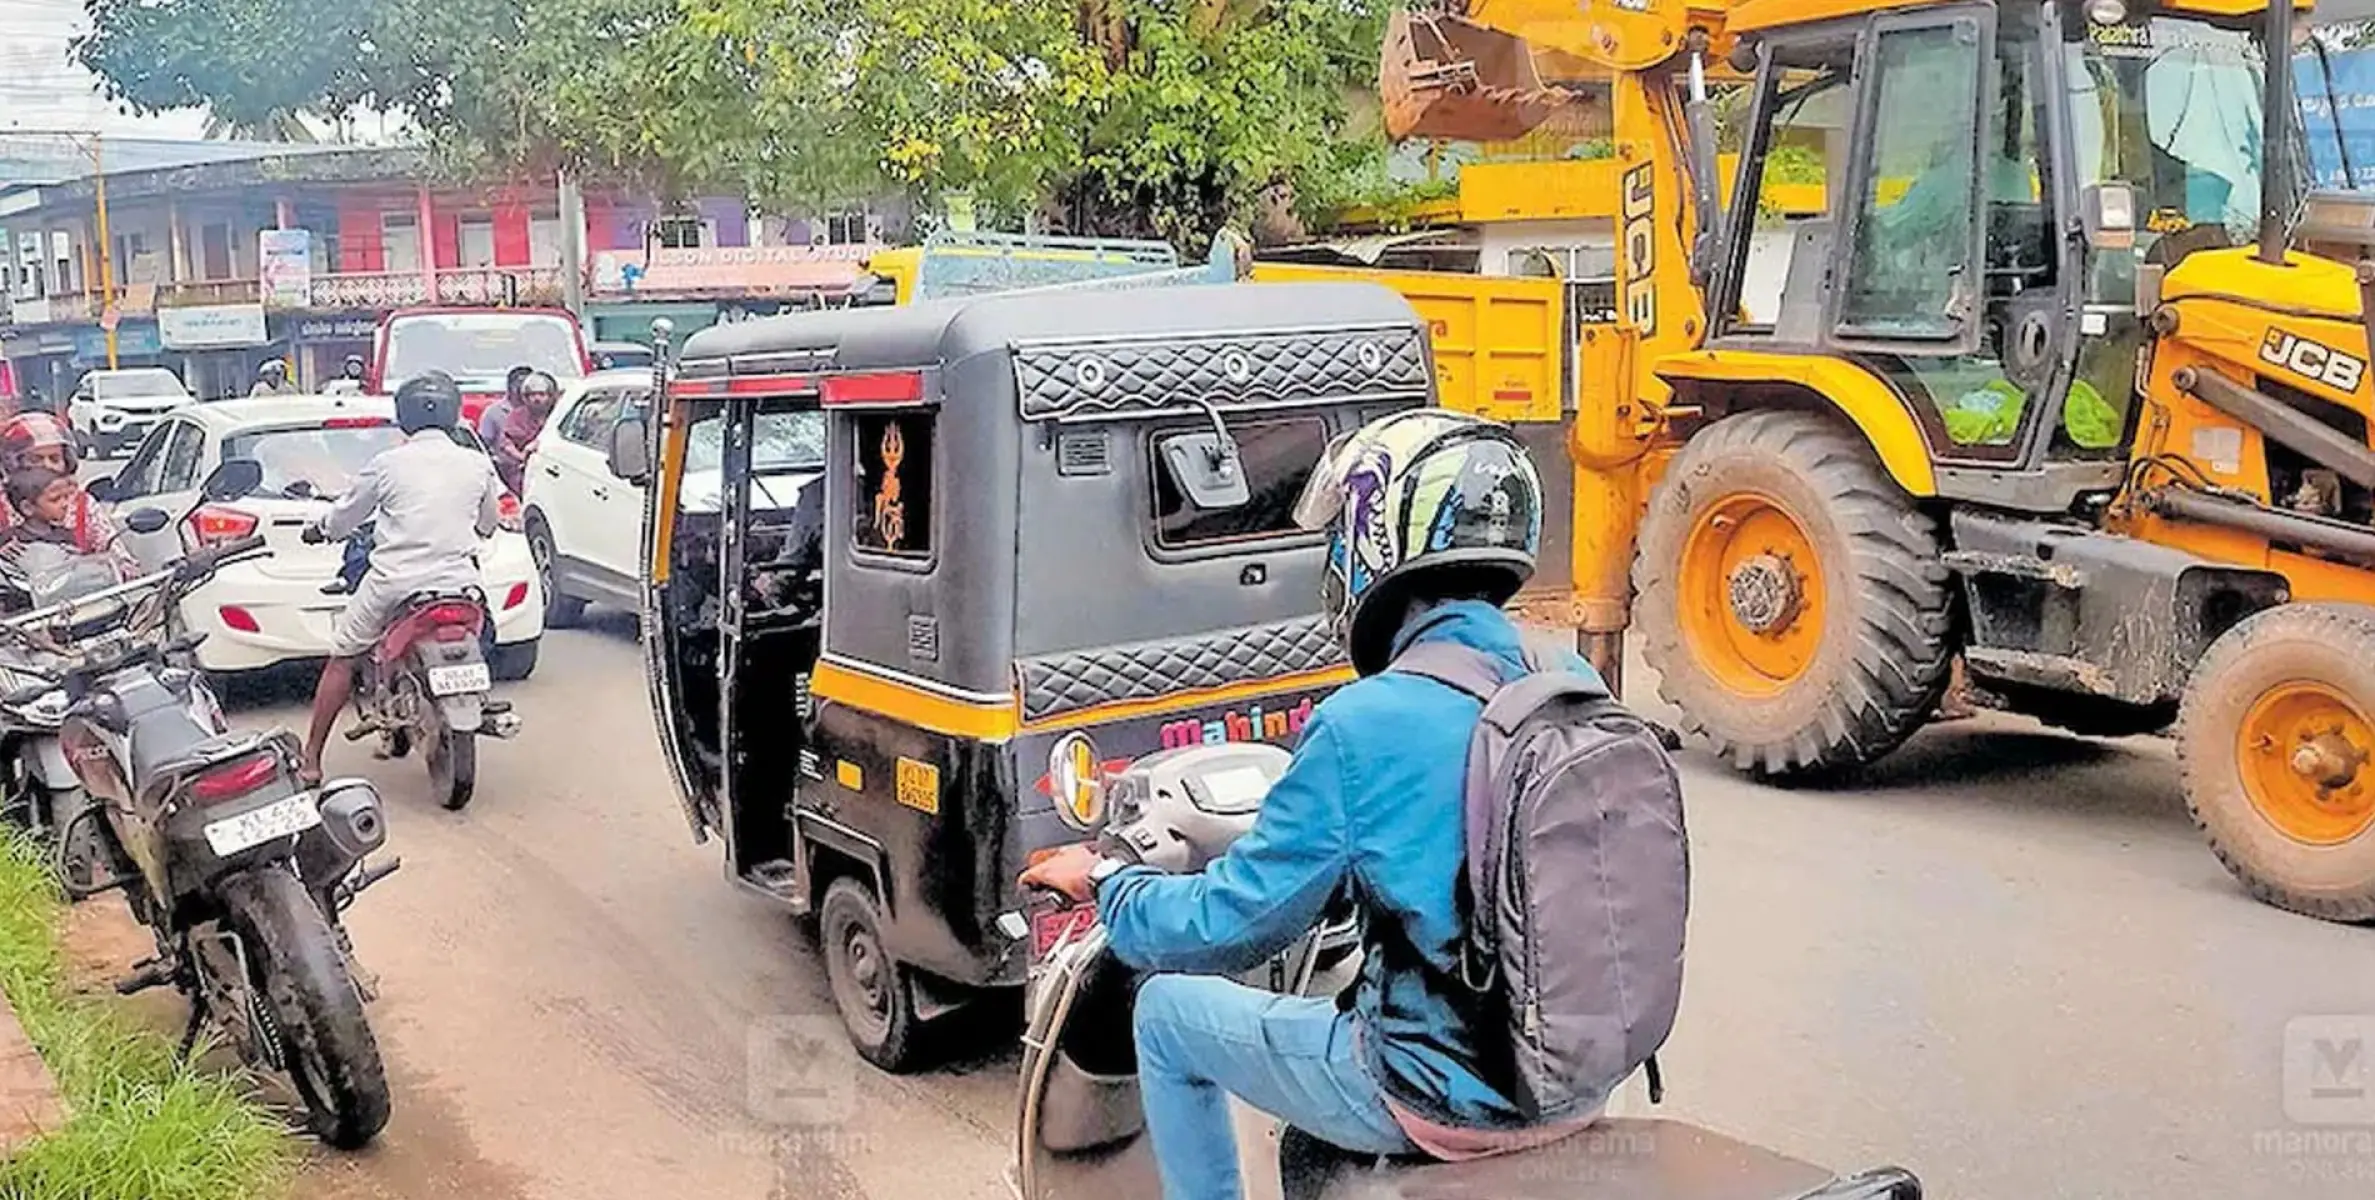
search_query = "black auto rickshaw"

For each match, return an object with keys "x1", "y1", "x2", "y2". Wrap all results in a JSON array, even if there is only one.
[{"x1": 610, "y1": 280, "x2": 1435, "y2": 1067}]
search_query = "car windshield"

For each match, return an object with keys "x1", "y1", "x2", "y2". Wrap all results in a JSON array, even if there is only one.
[
  {"x1": 685, "y1": 409, "x2": 826, "y2": 475},
  {"x1": 90, "y1": 370, "x2": 188, "y2": 401},
  {"x1": 2067, "y1": 14, "x2": 2268, "y2": 297},
  {"x1": 383, "y1": 313, "x2": 584, "y2": 390},
  {"x1": 223, "y1": 422, "x2": 479, "y2": 498}
]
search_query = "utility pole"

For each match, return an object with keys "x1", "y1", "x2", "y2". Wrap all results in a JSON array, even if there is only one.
[
  {"x1": 92, "y1": 134, "x2": 117, "y2": 369},
  {"x1": 558, "y1": 171, "x2": 587, "y2": 321}
]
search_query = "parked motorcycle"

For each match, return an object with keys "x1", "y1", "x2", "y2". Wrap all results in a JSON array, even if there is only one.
[
  {"x1": 1013, "y1": 743, "x2": 1924, "y2": 1200},
  {"x1": 0, "y1": 461, "x2": 400, "y2": 1148},
  {"x1": 0, "y1": 547, "x2": 104, "y2": 890},
  {"x1": 302, "y1": 527, "x2": 519, "y2": 811}
]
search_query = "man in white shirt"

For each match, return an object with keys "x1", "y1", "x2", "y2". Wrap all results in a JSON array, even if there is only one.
[{"x1": 298, "y1": 371, "x2": 503, "y2": 782}]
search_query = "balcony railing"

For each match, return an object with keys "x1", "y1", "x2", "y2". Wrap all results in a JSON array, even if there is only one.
[{"x1": 308, "y1": 267, "x2": 565, "y2": 310}]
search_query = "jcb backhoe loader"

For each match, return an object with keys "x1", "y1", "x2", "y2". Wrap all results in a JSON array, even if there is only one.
[{"x1": 1378, "y1": 0, "x2": 2375, "y2": 922}]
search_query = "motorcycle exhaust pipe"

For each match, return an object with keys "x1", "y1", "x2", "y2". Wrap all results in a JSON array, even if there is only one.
[{"x1": 295, "y1": 777, "x2": 389, "y2": 888}]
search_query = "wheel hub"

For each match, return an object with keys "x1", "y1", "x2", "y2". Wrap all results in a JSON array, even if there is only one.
[
  {"x1": 1725, "y1": 553, "x2": 1804, "y2": 635},
  {"x1": 2241, "y1": 681, "x2": 2375, "y2": 844}
]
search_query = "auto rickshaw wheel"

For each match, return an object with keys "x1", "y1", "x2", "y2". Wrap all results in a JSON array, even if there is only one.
[
  {"x1": 2180, "y1": 603, "x2": 2375, "y2": 922},
  {"x1": 820, "y1": 877, "x2": 925, "y2": 1072},
  {"x1": 1634, "y1": 411, "x2": 1954, "y2": 778}
]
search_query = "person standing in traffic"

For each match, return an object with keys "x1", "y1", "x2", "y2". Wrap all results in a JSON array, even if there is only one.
[
  {"x1": 298, "y1": 371, "x2": 503, "y2": 785},
  {"x1": 490, "y1": 371, "x2": 557, "y2": 497},
  {"x1": 1022, "y1": 410, "x2": 1601, "y2": 1200}
]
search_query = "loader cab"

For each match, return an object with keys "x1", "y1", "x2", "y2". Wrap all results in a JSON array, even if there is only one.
[{"x1": 1711, "y1": 0, "x2": 2277, "y2": 506}]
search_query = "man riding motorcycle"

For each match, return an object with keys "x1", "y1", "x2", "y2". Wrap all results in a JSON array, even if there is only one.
[
  {"x1": 251, "y1": 359, "x2": 298, "y2": 397},
  {"x1": 298, "y1": 371, "x2": 503, "y2": 784},
  {"x1": 1021, "y1": 410, "x2": 1603, "y2": 1199},
  {"x1": 324, "y1": 355, "x2": 368, "y2": 396}
]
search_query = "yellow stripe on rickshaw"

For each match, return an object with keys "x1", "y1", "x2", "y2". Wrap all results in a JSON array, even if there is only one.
[{"x1": 809, "y1": 656, "x2": 1355, "y2": 744}]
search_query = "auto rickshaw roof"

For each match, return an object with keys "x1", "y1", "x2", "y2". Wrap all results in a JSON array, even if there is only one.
[{"x1": 673, "y1": 281, "x2": 1425, "y2": 385}]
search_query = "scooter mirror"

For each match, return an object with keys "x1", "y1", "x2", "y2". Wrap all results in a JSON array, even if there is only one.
[
  {"x1": 201, "y1": 458, "x2": 264, "y2": 503},
  {"x1": 123, "y1": 508, "x2": 171, "y2": 536}
]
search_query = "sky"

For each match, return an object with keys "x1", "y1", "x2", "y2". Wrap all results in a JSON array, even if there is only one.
[{"x1": 0, "y1": 0, "x2": 208, "y2": 138}]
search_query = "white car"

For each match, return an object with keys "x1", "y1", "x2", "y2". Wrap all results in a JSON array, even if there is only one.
[
  {"x1": 523, "y1": 369, "x2": 823, "y2": 625},
  {"x1": 67, "y1": 367, "x2": 196, "y2": 459},
  {"x1": 95, "y1": 394, "x2": 547, "y2": 679}
]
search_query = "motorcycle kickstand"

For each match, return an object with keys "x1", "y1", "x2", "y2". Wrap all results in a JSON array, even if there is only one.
[{"x1": 176, "y1": 1000, "x2": 206, "y2": 1062}]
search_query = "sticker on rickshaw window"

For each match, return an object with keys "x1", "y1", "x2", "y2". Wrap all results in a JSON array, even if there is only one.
[{"x1": 896, "y1": 757, "x2": 940, "y2": 815}]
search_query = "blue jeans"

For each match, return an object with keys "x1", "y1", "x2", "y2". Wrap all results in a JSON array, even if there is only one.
[{"x1": 1133, "y1": 974, "x2": 1418, "y2": 1200}]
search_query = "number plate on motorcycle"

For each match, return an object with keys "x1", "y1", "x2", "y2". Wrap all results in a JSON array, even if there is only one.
[
  {"x1": 427, "y1": 663, "x2": 491, "y2": 696},
  {"x1": 202, "y1": 792, "x2": 321, "y2": 857}
]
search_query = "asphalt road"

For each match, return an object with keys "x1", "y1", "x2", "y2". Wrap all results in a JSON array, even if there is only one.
[{"x1": 152, "y1": 614, "x2": 2375, "y2": 1200}]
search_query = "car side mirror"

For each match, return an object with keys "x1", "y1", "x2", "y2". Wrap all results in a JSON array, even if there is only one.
[
  {"x1": 84, "y1": 475, "x2": 116, "y2": 503},
  {"x1": 201, "y1": 458, "x2": 263, "y2": 502},
  {"x1": 124, "y1": 507, "x2": 171, "y2": 535},
  {"x1": 608, "y1": 416, "x2": 652, "y2": 484}
]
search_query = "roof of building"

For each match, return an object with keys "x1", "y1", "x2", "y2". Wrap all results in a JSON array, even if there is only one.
[{"x1": 0, "y1": 143, "x2": 423, "y2": 216}]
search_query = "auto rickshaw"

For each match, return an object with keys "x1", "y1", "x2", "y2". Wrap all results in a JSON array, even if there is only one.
[{"x1": 610, "y1": 280, "x2": 1437, "y2": 1067}]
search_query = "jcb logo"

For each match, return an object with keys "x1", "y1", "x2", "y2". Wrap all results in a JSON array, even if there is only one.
[
  {"x1": 1622, "y1": 162, "x2": 1656, "y2": 337},
  {"x1": 2259, "y1": 328, "x2": 2367, "y2": 394}
]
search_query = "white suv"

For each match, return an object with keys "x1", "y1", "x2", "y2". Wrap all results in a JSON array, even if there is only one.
[
  {"x1": 522, "y1": 370, "x2": 653, "y2": 625},
  {"x1": 68, "y1": 367, "x2": 196, "y2": 459}
]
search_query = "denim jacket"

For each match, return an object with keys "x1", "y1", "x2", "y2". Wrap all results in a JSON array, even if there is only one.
[{"x1": 1098, "y1": 599, "x2": 1608, "y2": 1128}]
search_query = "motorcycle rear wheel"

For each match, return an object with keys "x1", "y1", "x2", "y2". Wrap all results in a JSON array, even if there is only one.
[
  {"x1": 220, "y1": 866, "x2": 391, "y2": 1148},
  {"x1": 429, "y1": 724, "x2": 477, "y2": 811}
]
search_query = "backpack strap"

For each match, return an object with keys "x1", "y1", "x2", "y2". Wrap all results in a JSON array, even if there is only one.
[{"x1": 1389, "y1": 639, "x2": 1509, "y2": 702}]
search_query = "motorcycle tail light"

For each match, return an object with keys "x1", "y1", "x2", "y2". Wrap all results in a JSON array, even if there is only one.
[
  {"x1": 1030, "y1": 905, "x2": 1099, "y2": 959},
  {"x1": 424, "y1": 600, "x2": 483, "y2": 641},
  {"x1": 184, "y1": 504, "x2": 260, "y2": 548},
  {"x1": 503, "y1": 582, "x2": 529, "y2": 611},
  {"x1": 191, "y1": 753, "x2": 279, "y2": 802},
  {"x1": 218, "y1": 605, "x2": 260, "y2": 633},
  {"x1": 496, "y1": 491, "x2": 523, "y2": 532}
]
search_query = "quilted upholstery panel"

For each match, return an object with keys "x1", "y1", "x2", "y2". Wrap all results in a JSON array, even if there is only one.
[
  {"x1": 1016, "y1": 617, "x2": 1345, "y2": 722},
  {"x1": 1012, "y1": 325, "x2": 1429, "y2": 422}
]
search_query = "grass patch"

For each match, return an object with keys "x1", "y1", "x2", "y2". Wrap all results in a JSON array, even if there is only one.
[{"x1": 0, "y1": 829, "x2": 295, "y2": 1200}]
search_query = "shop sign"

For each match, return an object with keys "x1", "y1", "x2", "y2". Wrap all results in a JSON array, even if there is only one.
[{"x1": 159, "y1": 303, "x2": 269, "y2": 349}]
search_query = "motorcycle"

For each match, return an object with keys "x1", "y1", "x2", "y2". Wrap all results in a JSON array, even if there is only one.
[
  {"x1": 0, "y1": 461, "x2": 400, "y2": 1148},
  {"x1": 1013, "y1": 743, "x2": 1925, "y2": 1200},
  {"x1": 0, "y1": 544, "x2": 113, "y2": 891},
  {"x1": 302, "y1": 524, "x2": 520, "y2": 811}
]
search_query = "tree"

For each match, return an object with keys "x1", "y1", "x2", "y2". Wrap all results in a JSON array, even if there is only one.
[{"x1": 75, "y1": 0, "x2": 1392, "y2": 248}]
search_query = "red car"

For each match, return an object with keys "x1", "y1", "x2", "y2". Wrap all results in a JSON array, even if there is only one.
[{"x1": 369, "y1": 307, "x2": 592, "y2": 426}]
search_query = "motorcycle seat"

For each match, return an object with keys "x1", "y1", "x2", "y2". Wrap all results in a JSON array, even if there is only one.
[{"x1": 1278, "y1": 1118, "x2": 1917, "y2": 1200}]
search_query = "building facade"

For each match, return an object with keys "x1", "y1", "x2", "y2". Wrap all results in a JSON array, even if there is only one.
[{"x1": 0, "y1": 146, "x2": 901, "y2": 401}]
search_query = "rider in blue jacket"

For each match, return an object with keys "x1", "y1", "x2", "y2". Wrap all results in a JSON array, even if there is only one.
[{"x1": 1023, "y1": 410, "x2": 1606, "y2": 1198}]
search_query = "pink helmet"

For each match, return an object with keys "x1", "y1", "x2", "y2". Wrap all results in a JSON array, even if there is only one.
[{"x1": 1, "y1": 412, "x2": 77, "y2": 473}]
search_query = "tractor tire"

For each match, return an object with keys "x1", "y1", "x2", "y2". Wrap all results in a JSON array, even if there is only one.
[
  {"x1": 1634, "y1": 410, "x2": 1954, "y2": 778},
  {"x1": 2179, "y1": 603, "x2": 2375, "y2": 922}
]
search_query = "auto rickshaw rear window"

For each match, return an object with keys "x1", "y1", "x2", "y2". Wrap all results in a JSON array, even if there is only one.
[
  {"x1": 853, "y1": 410, "x2": 934, "y2": 557},
  {"x1": 1151, "y1": 416, "x2": 1328, "y2": 549}
]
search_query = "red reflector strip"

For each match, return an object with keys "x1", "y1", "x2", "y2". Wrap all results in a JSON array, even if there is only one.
[
  {"x1": 323, "y1": 415, "x2": 390, "y2": 429},
  {"x1": 1490, "y1": 388, "x2": 1533, "y2": 402},
  {"x1": 504, "y1": 582, "x2": 529, "y2": 611},
  {"x1": 728, "y1": 374, "x2": 813, "y2": 395},
  {"x1": 1030, "y1": 906, "x2": 1099, "y2": 958},
  {"x1": 670, "y1": 378, "x2": 730, "y2": 397},
  {"x1": 192, "y1": 754, "x2": 279, "y2": 802},
  {"x1": 821, "y1": 371, "x2": 925, "y2": 407},
  {"x1": 218, "y1": 606, "x2": 260, "y2": 633}
]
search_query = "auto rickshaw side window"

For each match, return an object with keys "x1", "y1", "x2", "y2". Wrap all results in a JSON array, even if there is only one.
[
  {"x1": 1150, "y1": 417, "x2": 1328, "y2": 549},
  {"x1": 852, "y1": 411, "x2": 934, "y2": 559}
]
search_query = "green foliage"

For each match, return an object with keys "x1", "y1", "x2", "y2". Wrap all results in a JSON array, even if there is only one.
[
  {"x1": 0, "y1": 832, "x2": 293, "y2": 1200},
  {"x1": 76, "y1": 0, "x2": 1390, "y2": 249}
]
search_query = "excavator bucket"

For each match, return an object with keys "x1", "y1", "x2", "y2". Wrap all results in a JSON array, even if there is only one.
[{"x1": 1379, "y1": 9, "x2": 1568, "y2": 143}]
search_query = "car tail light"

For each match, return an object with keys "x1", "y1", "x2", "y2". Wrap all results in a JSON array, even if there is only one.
[
  {"x1": 218, "y1": 605, "x2": 260, "y2": 633},
  {"x1": 184, "y1": 504, "x2": 259, "y2": 548},
  {"x1": 191, "y1": 753, "x2": 279, "y2": 802},
  {"x1": 496, "y1": 491, "x2": 523, "y2": 532},
  {"x1": 503, "y1": 582, "x2": 529, "y2": 611}
]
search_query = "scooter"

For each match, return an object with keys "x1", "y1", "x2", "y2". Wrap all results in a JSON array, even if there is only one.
[
  {"x1": 1013, "y1": 743, "x2": 1924, "y2": 1200},
  {"x1": 0, "y1": 465, "x2": 400, "y2": 1148},
  {"x1": 303, "y1": 524, "x2": 521, "y2": 811}
]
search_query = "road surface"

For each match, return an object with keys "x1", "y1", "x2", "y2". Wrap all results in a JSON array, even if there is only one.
[{"x1": 95, "y1": 613, "x2": 2373, "y2": 1199}]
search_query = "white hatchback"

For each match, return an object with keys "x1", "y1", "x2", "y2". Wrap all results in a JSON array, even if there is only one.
[{"x1": 94, "y1": 395, "x2": 547, "y2": 678}]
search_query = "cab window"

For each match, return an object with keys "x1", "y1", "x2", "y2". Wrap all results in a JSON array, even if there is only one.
[
  {"x1": 108, "y1": 425, "x2": 173, "y2": 498},
  {"x1": 852, "y1": 411, "x2": 933, "y2": 558},
  {"x1": 1150, "y1": 417, "x2": 1328, "y2": 549},
  {"x1": 1837, "y1": 21, "x2": 1983, "y2": 340},
  {"x1": 561, "y1": 387, "x2": 646, "y2": 446}
]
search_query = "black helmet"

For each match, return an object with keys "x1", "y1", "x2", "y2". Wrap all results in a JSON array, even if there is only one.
[
  {"x1": 341, "y1": 354, "x2": 365, "y2": 376},
  {"x1": 393, "y1": 371, "x2": 463, "y2": 435}
]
